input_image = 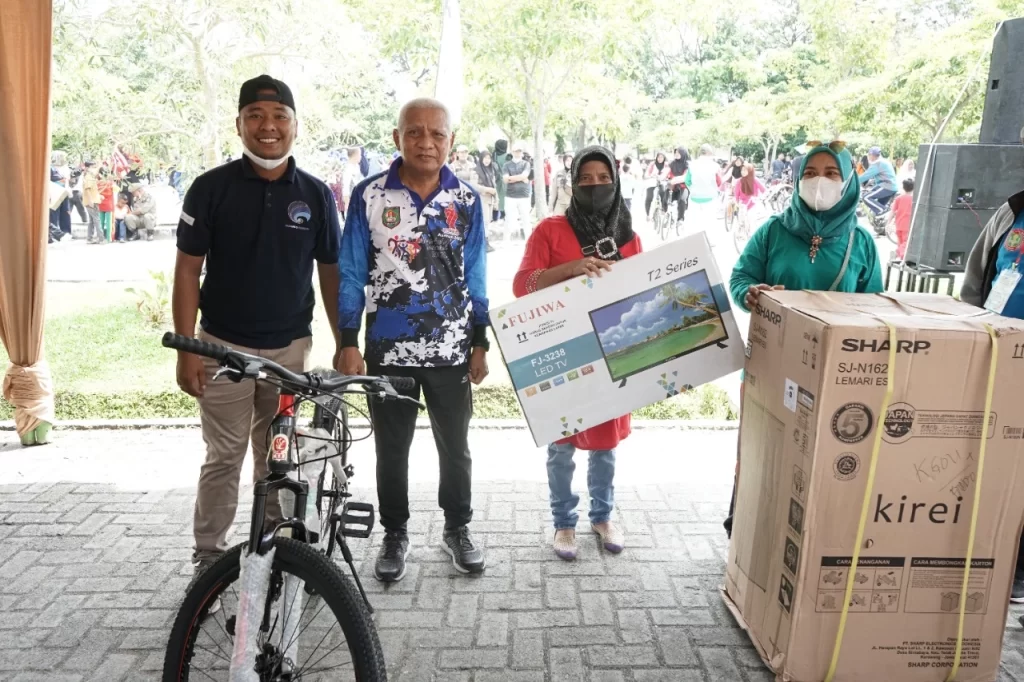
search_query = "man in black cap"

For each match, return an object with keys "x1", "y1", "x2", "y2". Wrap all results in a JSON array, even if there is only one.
[{"x1": 171, "y1": 75, "x2": 343, "y2": 577}]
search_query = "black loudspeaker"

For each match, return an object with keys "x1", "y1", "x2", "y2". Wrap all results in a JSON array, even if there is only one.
[
  {"x1": 904, "y1": 205, "x2": 994, "y2": 272},
  {"x1": 905, "y1": 143, "x2": 1024, "y2": 272},
  {"x1": 980, "y1": 18, "x2": 1024, "y2": 145}
]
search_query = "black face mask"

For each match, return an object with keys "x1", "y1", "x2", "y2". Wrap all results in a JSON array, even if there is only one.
[{"x1": 572, "y1": 183, "x2": 616, "y2": 214}]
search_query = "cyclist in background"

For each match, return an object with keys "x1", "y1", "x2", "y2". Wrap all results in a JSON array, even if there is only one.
[
  {"x1": 859, "y1": 146, "x2": 898, "y2": 216},
  {"x1": 667, "y1": 146, "x2": 690, "y2": 222},
  {"x1": 644, "y1": 151, "x2": 669, "y2": 217}
]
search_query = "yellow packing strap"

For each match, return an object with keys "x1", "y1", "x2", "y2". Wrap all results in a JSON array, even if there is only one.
[
  {"x1": 945, "y1": 324, "x2": 998, "y2": 682},
  {"x1": 823, "y1": 317, "x2": 896, "y2": 682},
  {"x1": 822, "y1": 318, "x2": 998, "y2": 682}
]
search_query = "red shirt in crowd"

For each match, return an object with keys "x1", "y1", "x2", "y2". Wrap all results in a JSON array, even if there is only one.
[
  {"x1": 98, "y1": 181, "x2": 115, "y2": 212},
  {"x1": 513, "y1": 215, "x2": 643, "y2": 451},
  {"x1": 892, "y1": 192, "x2": 913, "y2": 259}
]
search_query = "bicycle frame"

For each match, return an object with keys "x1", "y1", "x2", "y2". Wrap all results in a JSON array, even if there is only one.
[{"x1": 248, "y1": 391, "x2": 311, "y2": 556}]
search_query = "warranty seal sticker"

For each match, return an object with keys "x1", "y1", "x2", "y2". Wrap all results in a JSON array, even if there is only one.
[{"x1": 831, "y1": 402, "x2": 873, "y2": 444}]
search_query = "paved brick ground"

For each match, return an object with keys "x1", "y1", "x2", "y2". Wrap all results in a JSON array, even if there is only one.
[{"x1": 0, "y1": 427, "x2": 1022, "y2": 681}]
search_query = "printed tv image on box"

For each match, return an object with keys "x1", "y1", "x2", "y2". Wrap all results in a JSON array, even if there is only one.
[{"x1": 588, "y1": 269, "x2": 729, "y2": 382}]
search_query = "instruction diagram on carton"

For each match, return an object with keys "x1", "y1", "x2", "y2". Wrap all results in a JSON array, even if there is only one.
[
  {"x1": 904, "y1": 557, "x2": 992, "y2": 614},
  {"x1": 816, "y1": 556, "x2": 905, "y2": 614},
  {"x1": 814, "y1": 556, "x2": 993, "y2": 615}
]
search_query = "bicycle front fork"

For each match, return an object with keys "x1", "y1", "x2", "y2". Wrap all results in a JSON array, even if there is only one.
[{"x1": 248, "y1": 475, "x2": 310, "y2": 556}]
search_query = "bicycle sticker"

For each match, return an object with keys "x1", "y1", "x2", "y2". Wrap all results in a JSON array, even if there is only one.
[{"x1": 271, "y1": 433, "x2": 289, "y2": 461}]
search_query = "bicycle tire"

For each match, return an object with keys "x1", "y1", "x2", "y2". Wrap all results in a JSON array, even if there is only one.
[
  {"x1": 316, "y1": 401, "x2": 347, "y2": 559},
  {"x1": 164, "y1": 538, "x2": 386, "y2": 682},
  {"x1": 650, "y1": 208, "x2": 662, "y2": 239},
  {"x1": 733, "y1": 220, "x2": 750, "y2": 256},
  {"x1": 885, "y1": 218, "x2": 898, "y2": 245},
  {"x1": 318, "y1": 460, "x2": 342, "y2": 558}
]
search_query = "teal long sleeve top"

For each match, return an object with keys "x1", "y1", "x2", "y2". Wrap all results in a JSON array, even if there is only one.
[{"x1": 729, "y1": 218, "x2": 885, "y2": 313}]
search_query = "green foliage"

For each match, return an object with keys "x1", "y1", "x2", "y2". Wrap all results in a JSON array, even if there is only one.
[
  {"x1": 51, "y1": 0, "x2": 1023, "y2": 173},
  {"x1": 52, "y1": 0, "x2": 399, "y2": 175},
  {"x1": 125, "y1": 271, "x2": 172, "y2": 329}
]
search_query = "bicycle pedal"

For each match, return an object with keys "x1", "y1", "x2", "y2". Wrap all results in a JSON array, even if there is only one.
[{"x1": 338, "y1": 502, "x2": 375, "y2": 539}]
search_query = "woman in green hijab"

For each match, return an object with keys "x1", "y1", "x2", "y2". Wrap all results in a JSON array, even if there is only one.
[
  {"x1": 723, "y1": 143, "x2": 883, "y2": 538},
  {"x1": 730, "y1": 143, "x2": 884, "y2": 312}
]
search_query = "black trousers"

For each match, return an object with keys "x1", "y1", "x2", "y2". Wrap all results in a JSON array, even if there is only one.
[
  {"x1": 368, "y1": 362, "x2": 474, "y2": 532},
  {"x1": 671, "y1": 187, "x2": 688, "y2": 221},
  {"x1": 70, "y1": 190, "x2": 87, "y2": 222}
]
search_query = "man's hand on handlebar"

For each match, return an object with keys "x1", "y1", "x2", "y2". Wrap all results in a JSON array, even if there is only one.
[
  {"x1": 338, "y1": 347, "x2": 365, "y2": 377},
  {"x1": 176, "y1": 352, "x2": 206, "y2": 397}
]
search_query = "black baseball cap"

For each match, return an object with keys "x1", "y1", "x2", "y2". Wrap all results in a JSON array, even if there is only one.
[{"x1": 238, "y1": 75, "x2": 296, "y2": 113}]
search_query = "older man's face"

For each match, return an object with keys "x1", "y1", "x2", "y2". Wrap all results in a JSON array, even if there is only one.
[{"x1": 393, "y1": 107, "x2": 453, "y2": 176}]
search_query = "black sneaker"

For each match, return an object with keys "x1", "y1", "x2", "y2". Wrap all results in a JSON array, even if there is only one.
[
  {"x1": 374, "y1": 530, "x2": 410, "y2": 583},
  {"x1": 442, "y1": 526, "x2": 485, "y2": 574},
  {"x1": 1012, "y1": 571, "x2": 1024, "y2": 603}
]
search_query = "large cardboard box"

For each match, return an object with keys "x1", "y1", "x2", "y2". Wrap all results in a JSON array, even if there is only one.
[
  {"x1": 491, "y1": 234, "x2": 744, "y2": 447},
  {"x1": 725, "y1": 291, "x2": 1024, "y2": 682}
]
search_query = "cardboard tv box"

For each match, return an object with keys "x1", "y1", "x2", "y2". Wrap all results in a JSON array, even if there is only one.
[{"x1": 725, "y1": 291, "x2": 1024, "y2": 682}]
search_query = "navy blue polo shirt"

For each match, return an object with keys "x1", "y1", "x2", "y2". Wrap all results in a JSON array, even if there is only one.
[{"x1": 176, "y1": 157, "x2": 341, "y2": 349}]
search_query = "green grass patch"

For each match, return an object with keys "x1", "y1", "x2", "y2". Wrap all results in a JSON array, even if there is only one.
[{"x1": 1, "y1": 302, "x2": 737, "y2": 421}]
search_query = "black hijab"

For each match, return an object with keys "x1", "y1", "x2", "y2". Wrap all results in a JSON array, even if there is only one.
[
  {"x1": 475, "y1": 152, "x2": 496, "y2": 188},
  {"x1": 669, "y1": 146, "x2": 689, "y2": 177},
  {"x1": 731, "y1": 158, "x2": 744, "y2": 179},
  {"x1": 565, "y1": 145, "x2": 634, "y2": 260},
  {"x1": 654, "y1": 153, "x2": 666, "y2": 172}
]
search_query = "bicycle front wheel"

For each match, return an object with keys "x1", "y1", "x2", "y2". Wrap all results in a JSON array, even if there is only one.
[
  {"x1": 164, "y1": 538, "x2": 386, "y2": 682},
  {"x1": 885, "y1": 217, "x2": 898, "y2": 245},
  {"x1": 733, "y1": 219, "x2": 751, "y2": 255}
]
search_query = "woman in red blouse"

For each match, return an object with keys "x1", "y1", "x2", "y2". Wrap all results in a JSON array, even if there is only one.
[{"x1": 513, "y1": 146, "x2": 643, "y2": 560}]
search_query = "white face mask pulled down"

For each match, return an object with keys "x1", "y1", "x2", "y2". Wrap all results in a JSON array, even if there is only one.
[
  {"x1": 799, "y1": 174, "x2": 851, "y2": 212},
  {"x1": 242, "y1": 145, "x2": 292, "y2": 171}
]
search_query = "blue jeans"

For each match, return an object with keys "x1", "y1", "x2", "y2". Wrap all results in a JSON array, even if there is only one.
[{"x1": 547, "y1": 442, "x2": 615, "y2": 529}]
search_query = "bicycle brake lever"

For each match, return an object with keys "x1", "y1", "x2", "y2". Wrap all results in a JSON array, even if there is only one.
[{"x1": 212, "y1": 367, "x2": 241, "y2": 382}]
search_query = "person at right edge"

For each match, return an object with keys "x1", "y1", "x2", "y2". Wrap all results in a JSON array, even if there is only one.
[
  {"x1": 723, "y1": 142, "x2": 884, "y2": 537},
  {"x1": 960, "y1": 160, "x2": 1024, "y2": 603},
  {"x1": 338, "y1": 98, "x2": 490, "y2": 582},
  {"x1": 513, "y1": 145, "x2": 640, "y2": 560}
]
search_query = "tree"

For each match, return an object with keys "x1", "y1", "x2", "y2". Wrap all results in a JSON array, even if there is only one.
[
  {"x1": 463, "y1": 0, "x2": 626, "y2": 219},
  {"x1": 658, "y1": 283, "x2": 718, "y2": 316},
  {"x1": 51, "y1": 0, "x2": 400, "y2": 175}
]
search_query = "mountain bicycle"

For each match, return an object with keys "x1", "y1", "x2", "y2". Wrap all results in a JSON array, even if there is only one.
[
  {"x1": 651, "y1": 179, "x2": 687, "y2": 241},
  {"x1": 161, "y1": 332, "x2": 423, "y2": 681},
  {"x1": 764, "y1": 181, "x2": 793, "y2": 215},
  {"x1": 649, "y1": 178, "x2": 675, "y2": 241}
]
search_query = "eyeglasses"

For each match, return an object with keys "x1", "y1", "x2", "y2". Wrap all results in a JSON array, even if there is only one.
[{"x1": 805, "y1": 140, "x2": 847, "y2": 153}]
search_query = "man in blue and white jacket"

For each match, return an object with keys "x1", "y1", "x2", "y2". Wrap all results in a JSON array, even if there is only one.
[{"x1": 337, "y1": 97, "x2": 490, "y2": 582}]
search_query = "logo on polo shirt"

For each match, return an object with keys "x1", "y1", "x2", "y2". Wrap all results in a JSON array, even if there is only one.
[
  {"x1": 287, "y1": 201, "x2": 312, "y2": 225},
  {"x1": 382, "y1": 206, "x2": 401, "y2": 229},
  {"x1": 1008, "y1": 228, "x2": 1024, "y2": 252}
]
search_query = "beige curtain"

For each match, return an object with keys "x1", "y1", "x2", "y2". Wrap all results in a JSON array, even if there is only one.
[{"x1": 0, "y1": 0, "x2": 55, "y2": 439}]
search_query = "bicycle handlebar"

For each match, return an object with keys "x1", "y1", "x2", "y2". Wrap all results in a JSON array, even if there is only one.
[{"x1": 161, "y1": 332, "x2": 417, "y2": 396}]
